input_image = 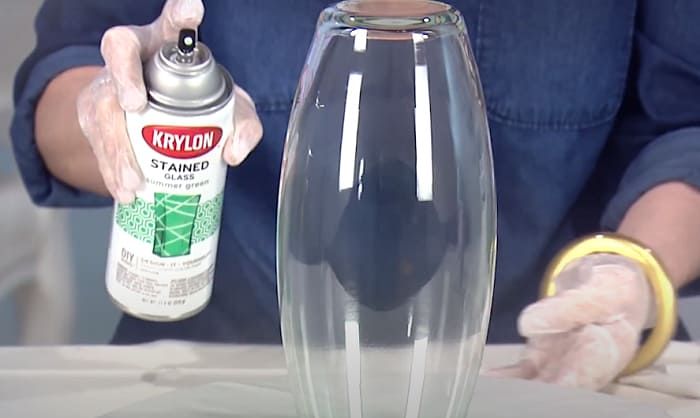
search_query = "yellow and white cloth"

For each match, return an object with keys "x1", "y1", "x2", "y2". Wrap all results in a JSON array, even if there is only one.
[
  {"x1": 483, "y1": 341, "x2": 700, "y2": 418},
  {"x1": 0, "y1": 341, "x2": 696, "y2": 418}
]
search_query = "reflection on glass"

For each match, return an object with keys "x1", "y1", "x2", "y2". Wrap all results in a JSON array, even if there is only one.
[{"x1": 277, "y1": 1, "x2": 496, "y2": 417}]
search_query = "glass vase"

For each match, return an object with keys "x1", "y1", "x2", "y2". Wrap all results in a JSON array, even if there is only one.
[{"x1": 277, "y1": 2, "x2": 496, "y2": 417}]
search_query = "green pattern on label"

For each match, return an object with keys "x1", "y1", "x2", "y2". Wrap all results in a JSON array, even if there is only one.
[
  {"x1": 115, "y1": 198, "x2": 155, "y2": 243},
  {"x1": 192, "y1": 193, "x2": 224, "y2": 243},
  {"x1": 153, "y1": 193, "x2": 201, "y2": 258},
  {"x1": 116, "y1": 193, "x2": 224, "y2": 248}
]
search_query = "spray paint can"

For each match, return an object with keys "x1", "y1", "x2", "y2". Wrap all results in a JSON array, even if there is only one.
[{"x1": 105, "y1": 29, "x2": 234, "y2": 321}]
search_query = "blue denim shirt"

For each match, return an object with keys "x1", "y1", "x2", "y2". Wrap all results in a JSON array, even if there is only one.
[{"x1": 11, "y1": 0, "x2": 700, "y2": 343}]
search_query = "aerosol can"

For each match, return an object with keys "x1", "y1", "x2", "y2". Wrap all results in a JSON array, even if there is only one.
[{"x1": 105, "y1": 29, "x2": 234, "y2": 321}]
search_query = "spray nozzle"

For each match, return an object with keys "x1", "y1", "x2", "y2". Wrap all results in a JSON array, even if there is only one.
[{"x1": 178, "y1": 29, "x2": 197, "y2": 55}]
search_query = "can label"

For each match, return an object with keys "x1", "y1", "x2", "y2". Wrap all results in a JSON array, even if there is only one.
[{"x1": 106, "y1": 99, "x2": 234, "y2": 320}]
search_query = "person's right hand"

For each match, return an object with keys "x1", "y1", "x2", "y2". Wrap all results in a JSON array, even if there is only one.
[{"x1": 77, "y1": 0, "x2": 263, "y2": 204}]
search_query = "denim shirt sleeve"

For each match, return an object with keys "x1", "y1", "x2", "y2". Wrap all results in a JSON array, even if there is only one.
[
  {"x1": 601, "y1": 1, "x2": 700, "y2": 230},
  {"x1": 10, "y1": 0, "x2": 162, "y2": 207}
]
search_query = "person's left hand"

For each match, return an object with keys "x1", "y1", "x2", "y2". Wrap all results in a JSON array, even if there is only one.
[{"x1": 485, "y1": 254, "x2": 654, "y2": 390}]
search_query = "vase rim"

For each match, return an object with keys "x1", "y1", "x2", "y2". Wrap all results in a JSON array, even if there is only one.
[{"x1": 327, "y1": 1, "x2": 462, "y2": 32}]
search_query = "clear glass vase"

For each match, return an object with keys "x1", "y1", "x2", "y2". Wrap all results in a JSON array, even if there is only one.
[{"x1": 277, "y1": 1, "x2": 496, "y2": 417}]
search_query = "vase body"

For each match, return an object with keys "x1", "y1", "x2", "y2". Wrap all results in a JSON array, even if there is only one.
[{"x1": 277, "y1": 2, "x2": 496, "y2": 417}]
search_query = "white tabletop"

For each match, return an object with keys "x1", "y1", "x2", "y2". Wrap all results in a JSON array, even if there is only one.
[{"x1": 0, "y1": 341, "x2": 696, "y2": 418}]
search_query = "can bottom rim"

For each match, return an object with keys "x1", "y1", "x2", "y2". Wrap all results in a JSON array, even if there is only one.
[{"x1": 109, "y1": 294, "x2": 209, "y2": 323}]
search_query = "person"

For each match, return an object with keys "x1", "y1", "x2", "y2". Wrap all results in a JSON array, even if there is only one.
[{"x1": 10, "y1": 0, "x2": 700, "y2": 390}]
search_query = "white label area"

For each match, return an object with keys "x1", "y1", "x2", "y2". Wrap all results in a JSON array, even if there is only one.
[{"x1": 105, "y1": 98, "x2": 234, "y2": 320}]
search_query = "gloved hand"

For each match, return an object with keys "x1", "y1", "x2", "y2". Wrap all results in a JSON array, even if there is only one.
[
  {"x1": 486, "y1": 254, "x2": 655, "y2": 390},
  {"x1": 77, "y1": 0, "x2": 263, "y2": 204}
]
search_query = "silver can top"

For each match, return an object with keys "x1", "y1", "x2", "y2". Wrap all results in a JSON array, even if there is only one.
[{"x1": 144, "y1": 29, "x2": 233, "y2": 113}]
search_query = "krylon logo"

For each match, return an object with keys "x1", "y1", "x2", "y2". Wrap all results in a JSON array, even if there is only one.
[{"x1": 142, "y1": 125, "x2": 223, "y2": 159}]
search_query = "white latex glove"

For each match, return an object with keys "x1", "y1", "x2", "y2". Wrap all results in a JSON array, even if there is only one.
[
  {"x1": 77, "y1": 0, "x2": 263, "y2": 204},
  {"x1": 486, "y1": 254, "x2": 654, "y2": 390}
]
